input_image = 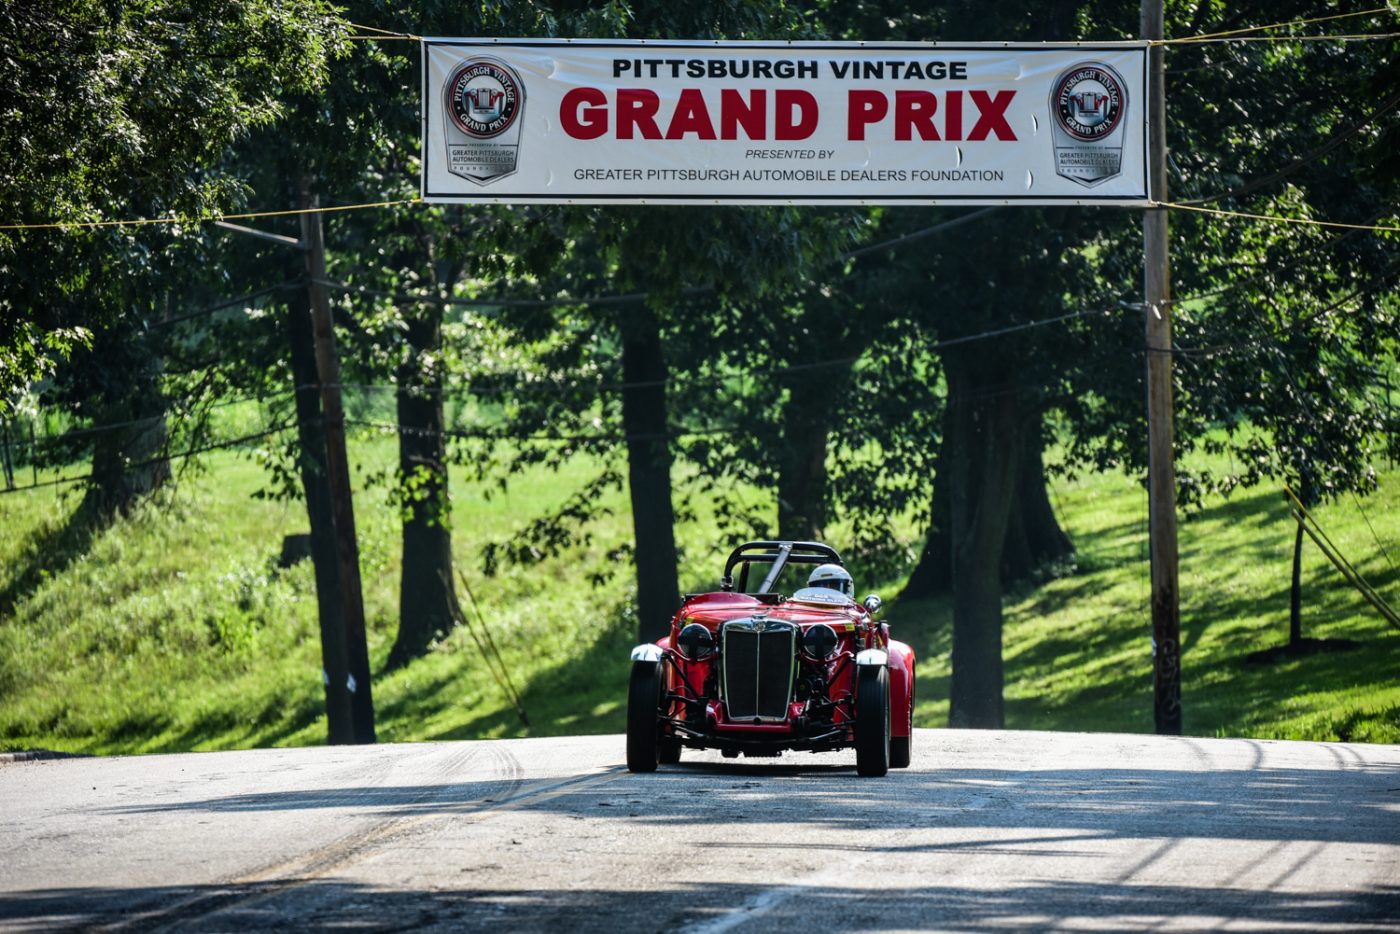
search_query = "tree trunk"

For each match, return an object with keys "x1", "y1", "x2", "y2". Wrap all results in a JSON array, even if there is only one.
[
  {"x1": 1289, "y1": 519, "x2": 1304, "y2": 646},
  {"x1": 907, "y1": 416, "x2": 1071, "y2": 597},
  {"x1": 1001, "y1": 423, "x2": 1074, "y2": 584},
  {"x1": 902, "y1": 427, "x2": 953, "y2": 599},
  {"x1": 776, "y1": 375, "x2": 838, "y2": 541},
  {"x1": 80, "y1": 357, "x2": 169, "y2": 521},
  {"x1": 286, "y1": 288, "x2": 355, "y2": 744},
  {"x1": 388, "y1": 302, "x2": 460, "y2": 670},
  {"x1": 946, "y1": 363, "x2": 1022, "y2": 729},
  {"x1": 621, "y1": 307, "x2": 680, "y2": 644}
]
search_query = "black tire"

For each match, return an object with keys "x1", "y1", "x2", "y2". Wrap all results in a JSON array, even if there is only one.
[
  {"x1": 658, "y1": 739, "x2": 682, "y2": 764},
  {"x1": 854, "y1": 665, "x2": 890, "y2": 777},
  {"x1": 890, "y1": 671, "x2": 913, "y2": 769},
  {"x1": 626, "y1": 661, "x2": 662, "y2": 772}
]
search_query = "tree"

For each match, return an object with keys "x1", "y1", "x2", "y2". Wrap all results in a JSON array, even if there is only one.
[
  {"x1": 0, "y1": 0, "x2": 346, "y2": 406},
  {"x1": 1061, "y1": 1, "x2": 1400, "y2": 656}
]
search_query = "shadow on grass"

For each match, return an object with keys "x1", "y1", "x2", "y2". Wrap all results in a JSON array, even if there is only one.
[
  {"x1": 0, "y1": 504, "x2": 99, "y2": 617},
  {"x1": 411, "y1": 606, "x2": 637, "y2": 742},
  {"x1": 110, "y1": 682, "x2": 328, "y2": 756}
]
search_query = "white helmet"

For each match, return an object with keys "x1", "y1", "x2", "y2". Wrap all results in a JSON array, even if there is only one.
[{"x1": 808, "y1": 563, "x2": 853, "y2": 599}]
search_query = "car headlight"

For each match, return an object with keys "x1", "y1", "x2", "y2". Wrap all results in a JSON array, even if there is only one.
[
  {"x1": 802, "y1": 623, "x2": 839, "y2": 659},
  {"x1": 676, "y1": 623, "x2": 716, "y2": 660}
]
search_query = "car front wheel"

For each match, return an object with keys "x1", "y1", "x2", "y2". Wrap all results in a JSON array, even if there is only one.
[
  {"x1": 854, "y1": 665, "x2": 890, "y2": 777},
  {"x1": 626, "y1": 660, "x2": 663, "y2": 772}
]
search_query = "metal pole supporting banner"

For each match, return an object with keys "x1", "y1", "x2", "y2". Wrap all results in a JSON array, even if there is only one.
[
  {"x1": 300, "y1": 181, "x2": 376, "y2": 744},
  {"x1": 1143, "y1": 0, "x2": 1182, "y2": 734}
]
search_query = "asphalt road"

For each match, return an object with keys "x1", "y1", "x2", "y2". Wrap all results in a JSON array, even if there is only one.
[{"x1": 2, "y1": 730, "x2": 1398, "y2": 932}]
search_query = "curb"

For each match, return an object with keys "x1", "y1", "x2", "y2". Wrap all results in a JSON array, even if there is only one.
[{"x1": 0, "y1": 750, "x2": 90, "y2": 764}]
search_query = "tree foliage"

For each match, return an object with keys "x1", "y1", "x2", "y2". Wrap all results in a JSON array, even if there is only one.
[{"x1": 0, "y1": 0, "x2": 347, "y2": 404}]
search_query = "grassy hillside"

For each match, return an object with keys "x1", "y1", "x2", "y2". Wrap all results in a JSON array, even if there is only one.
[{"x1": 1, "y1": 430, "x2": 1397, "y2": 754}]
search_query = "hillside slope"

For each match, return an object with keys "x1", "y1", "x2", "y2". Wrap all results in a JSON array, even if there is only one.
[{"x1": 1, "y1": 439, "x2": 1397, "y2": 752}]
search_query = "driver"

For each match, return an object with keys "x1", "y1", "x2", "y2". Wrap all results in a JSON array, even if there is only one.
[{"x1": 793, "y1": 563, "x2": 855, "y2": 603}]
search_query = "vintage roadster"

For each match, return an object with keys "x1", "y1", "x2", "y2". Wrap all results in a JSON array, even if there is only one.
[{"x1": 626, "y1": 541, "x2": 916, "y2": 776}]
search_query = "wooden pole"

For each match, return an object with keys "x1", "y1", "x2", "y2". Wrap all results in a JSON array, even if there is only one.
[
  {"x1": 285, "y1": 275, "x2": 355, "y2": 745},
  {"x1": 1143, "y1": 0, "x2": 1182, "y2": 734},
  {"x1": 300, "y1": 181, "x2": 376, "y2": 744},
  {"x1": 1, "y1": 419, "x2": 14, "y2": 489}
]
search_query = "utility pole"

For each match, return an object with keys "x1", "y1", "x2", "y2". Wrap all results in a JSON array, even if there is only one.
[
  {"x1": 300, "y1": 181, "x2": 376, "y2": 744},
  {"x1": 1143, "y1": 0, "x2": 1182, "y2": 735},
  {"x1": 285, "y1": 275, "x2": 354, "y2": 746}
]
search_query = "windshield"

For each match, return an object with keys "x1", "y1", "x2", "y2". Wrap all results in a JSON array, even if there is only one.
[{"x1": 736, "y1": 559, "x2": 825, "y2": 595}]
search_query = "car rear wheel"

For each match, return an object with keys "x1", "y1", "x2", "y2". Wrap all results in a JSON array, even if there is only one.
[
  {"x1": 626, "y1": 660, "x2": 663, "y2": 772},
  {"x1": 854, "y1": 665, "x2": 890, "y2": 777}
]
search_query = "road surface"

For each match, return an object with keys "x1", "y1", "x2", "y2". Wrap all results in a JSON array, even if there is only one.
[{"x1": 2, "y1": 730, "x2": 1398, "y2": 931}]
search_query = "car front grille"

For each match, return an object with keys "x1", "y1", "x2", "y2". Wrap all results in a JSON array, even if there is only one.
[{"x1": 721, "y1": 619, "x2": 797, "y2": 721}]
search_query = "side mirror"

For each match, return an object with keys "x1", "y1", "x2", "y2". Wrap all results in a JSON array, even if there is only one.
[{"x1": 862, "y1": 594, "x2": 883, "y2": 615}]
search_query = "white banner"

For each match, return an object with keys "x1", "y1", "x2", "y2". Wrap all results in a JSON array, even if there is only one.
[{"x1": 422, "y1": 39, "x2": 1150, "y2": 206}]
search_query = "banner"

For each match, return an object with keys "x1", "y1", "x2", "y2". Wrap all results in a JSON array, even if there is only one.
[{"x1": 422, "y1": 39, "x2": 1150, "y2": 206}]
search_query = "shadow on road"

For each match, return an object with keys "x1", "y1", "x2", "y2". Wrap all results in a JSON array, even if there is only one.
[
  {"x1": 96, "y1": 760, "x2": 1400, "y2": 846},
  {"x1": 4, "y1": 877, "x2": 1397, "y2": 932}
]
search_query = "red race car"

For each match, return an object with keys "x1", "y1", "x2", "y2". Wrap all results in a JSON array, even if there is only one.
[{"x1": 626, "y1": 541, "x2": 916, "y2": 776}]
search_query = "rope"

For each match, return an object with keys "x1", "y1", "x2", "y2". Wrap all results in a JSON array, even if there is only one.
[
  {"x1": 345, "y1": 21, "x2": 422, "y2": 40},
  {"x1": 1158, "y1": 6, "x2": 1396, "y2": 44},
  {"x1": 1167, "y1": 31, "x2": 1400, "y2": 44},
  {"x1": 1162, "y1": 202, "x2": 1400, "y2": 234}
]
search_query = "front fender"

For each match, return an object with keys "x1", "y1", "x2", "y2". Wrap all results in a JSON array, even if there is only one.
[
  {"x1": 887, "y1": 639, "x2": 916, "y2": 738},
  {"x1": 630, "y1": 643, "x2": 665, "y2": 663}
]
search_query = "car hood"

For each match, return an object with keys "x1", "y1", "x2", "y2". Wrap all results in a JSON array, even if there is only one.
[{"x1": 679, "y1": 592, "x2": 865, "y2": 629}]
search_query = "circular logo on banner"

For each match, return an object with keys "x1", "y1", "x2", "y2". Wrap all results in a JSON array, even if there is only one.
[
  {"x1": 445, "y1": 59, "x2": 523, "y2": 138},
  {"x1": 1052, "y1": 63, "x2": 1126, "y2": 141}
]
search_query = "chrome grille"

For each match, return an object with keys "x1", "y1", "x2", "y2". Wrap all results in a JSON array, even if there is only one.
[{"x1": 721, "y1": 619, "x2": 797, "y2": 721}]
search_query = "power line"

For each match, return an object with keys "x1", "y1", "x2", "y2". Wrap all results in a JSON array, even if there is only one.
[
  {"x1": 1177, "y1": 88, "x2": 1400, "y2": 207},
  {"x1": 12, "y1": 390, "x2": 298, "y2": 453},
  {"x1": 347, "y1": 418, "x2": 731, "y2": 446},
  {"x1": 335, "y1": 299, "x2": 1127, "y2": 400},
  {"x1": 0, "y1": 198, "x2": 421, "y2": 232},
  {"x1": 20, "y1": 245, "x2": 1382, "y2": 451},
  {"x1": 1351, "y1": 490, "x2": 1397, "y2": 575},
  {"x1": 315, "y1": 210, "x2": 1000, "y2": 313},
  {"x1": 316, "y1": 277, "x2": 675, "y2": 311},
  {"x1": 0, "y1": 423, "x2": 295, "y2": 496},
  {"x1": 840, "y1": 208, "x2": 999, "y2": 260},
  {"x1": 348, "y1": 378, "x2": 1054, "y2": 445},
  {"x1": 149, "y1": 281, "x2": 301, "y2": 329}
]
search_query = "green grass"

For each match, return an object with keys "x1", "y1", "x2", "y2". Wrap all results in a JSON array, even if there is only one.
[
  {"x1": 1, "y1": 431, "x2": 1398, "y2": 754},
  {"x1": 901, "y1": 470, "x2": 1400, "y2": 742}
]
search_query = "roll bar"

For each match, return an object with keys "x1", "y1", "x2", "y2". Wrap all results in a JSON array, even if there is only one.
[{"x1": 722, "y1": 541, "x2": 844, "y2": 593}]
